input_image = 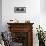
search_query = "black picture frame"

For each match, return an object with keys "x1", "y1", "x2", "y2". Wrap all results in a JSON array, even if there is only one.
[{"x1": 14, "y1": 7, "x2": 26, "y2": 13}]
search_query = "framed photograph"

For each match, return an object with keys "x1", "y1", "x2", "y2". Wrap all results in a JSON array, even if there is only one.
[{"x1": 14, "y1": 7, "x2": 26, "y2": 13}]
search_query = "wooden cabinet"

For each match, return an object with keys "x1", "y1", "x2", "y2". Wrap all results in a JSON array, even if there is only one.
[{"x1": 7, "y1": 23, "x2": 34, "y2": 46}]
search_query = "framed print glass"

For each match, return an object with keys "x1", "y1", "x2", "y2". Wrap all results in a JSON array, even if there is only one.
[{"x1": 14, "y1": 7, "x2": 26, "y2": 13}]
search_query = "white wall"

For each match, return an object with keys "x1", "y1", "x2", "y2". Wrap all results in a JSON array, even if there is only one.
[
  {"x1": 2, "y1": 0, "x2": 40, "y2": 31},
  {"x1": 40, "y1": 0, "x2": 46, "y2": 31}
]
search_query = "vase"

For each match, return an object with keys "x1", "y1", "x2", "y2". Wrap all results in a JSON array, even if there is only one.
[{"x1": 39, "y1": 40, "x2": 45, "y2": 46}]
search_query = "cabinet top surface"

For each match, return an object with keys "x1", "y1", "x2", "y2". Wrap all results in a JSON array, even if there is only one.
[{"x1": 7, "y1": 23, "x2": 34, "y2": 25}]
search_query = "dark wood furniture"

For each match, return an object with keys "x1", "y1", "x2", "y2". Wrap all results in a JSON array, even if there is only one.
[{"x1": 7, "y1": 23, "x2": 34, "y2": 46}]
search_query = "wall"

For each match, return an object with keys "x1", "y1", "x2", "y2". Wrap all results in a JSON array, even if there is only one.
[
  {"x1": 2, "y1": 0, "x2": 40, "y2": 30},
  {"x1": 40, "y1": 0, "x2": 46, "y2": 31},
  {"x1": 40, "y1": 0, "x2": 46, "y2": 13},
  {"x1": 0, "y1": 0, "x2": 2, "y2": 32},
  {"x1": 2, "y1": 0, "x2": 46, "y2": 46}
]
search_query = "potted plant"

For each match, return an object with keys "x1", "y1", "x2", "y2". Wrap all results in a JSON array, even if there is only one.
[{"x1": 36, "y1": 25, "x2": 45, "y2": 46}]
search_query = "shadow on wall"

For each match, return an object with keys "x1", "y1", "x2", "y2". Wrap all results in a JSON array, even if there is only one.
[
  {"x1": 40, "y1": 0, "x2": 46, "y2": 14},
  {"x1": 0, "y1": 0, "x2": 2, "y2": 32}
]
